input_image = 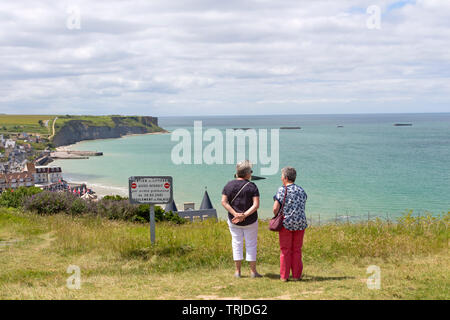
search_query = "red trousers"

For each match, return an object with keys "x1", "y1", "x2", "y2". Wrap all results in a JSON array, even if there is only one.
[{"x1": 279, "y1": 226, "x2": 305, "y2": 280}]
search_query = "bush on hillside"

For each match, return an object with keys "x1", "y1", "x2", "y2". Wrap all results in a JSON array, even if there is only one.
[
  {"x1": 135, "y1": 204, "x2": 186, "y2": 224},
  {"x1": 23, "y1": 191, "x2": 89, "y2": 215},
  {"x1": 96, "y1": 199, "x2": 137, "y2": 221},
  {"x1": 21, "y1": 191, "x2": 186, "y2": 224},
  {"x1": 101, "y1": 195, "x2": 186, "y2": 224},
  {"x1": 0, "y1": 187, "x2": 43, "y2": 208},
  {"x1": 102, "y1": 195, "x2": 128, "y2": 201}
]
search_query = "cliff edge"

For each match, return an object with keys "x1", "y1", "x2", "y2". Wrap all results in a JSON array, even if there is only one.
[{"x1": 51, "y1": 116, "x2": 166, "y2": 147}]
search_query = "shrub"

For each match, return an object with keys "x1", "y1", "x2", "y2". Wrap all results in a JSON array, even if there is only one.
[
  {"x1": 98, "y1": 197, "x2": 185, "y2": 224},
  {"x1": 70, "y1": 198, "x2": 89, "y2": 215},
  {"x1": 13, "y1": 189, "x2": 186, "y2": 224},
  {"x1": 23, "y1": 191, "x2": 77, "y2": 215},
  {"x1": 102, "y1": 195, "x2": 129, "y2": 201},
  {"x1": 0, "y1": 187, "x2": 43, "y2": 208},
  {"x1": 135, "y1": 204, "x2": 186, "y2": 224},
  {"x1": 161, "y1": 209, "x2": 186, "y2": 224},
  {"x1": 96, "y1": 199, "x2": 137, "y2": 221}
]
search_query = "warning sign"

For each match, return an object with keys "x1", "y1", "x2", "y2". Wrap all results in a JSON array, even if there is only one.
[{"x1": 128, "y1": 176, "x2": 173, "y2": 204}]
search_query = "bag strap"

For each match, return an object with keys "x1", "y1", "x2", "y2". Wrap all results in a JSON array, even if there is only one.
[{"x1": 230, "y1": 181, "x2": 251, "y2": 204}]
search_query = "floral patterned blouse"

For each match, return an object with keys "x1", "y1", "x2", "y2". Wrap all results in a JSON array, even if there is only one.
[{"x1": 274, "y1": 183, "x2": 308, "y2": 231}]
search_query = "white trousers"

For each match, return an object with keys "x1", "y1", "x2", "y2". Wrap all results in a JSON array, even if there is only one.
[{"x1": 227, "y1": 220, "x2": 258, "y2": 262}]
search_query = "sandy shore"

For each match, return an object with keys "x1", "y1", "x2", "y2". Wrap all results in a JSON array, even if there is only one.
[
  {"x1": 55, "y1": 173, "x2": 129, "y2": 198},
  {"x1": 50, "y1": 152, "x2": 89, "y2": 159},
  {"x1": 122, "y1": 130, "x2": 169, "y2": 138},
  {"x1": 74, "y1": 181, "x2": 128, "y2": 198},
  {"x1": 55, "y1": 146, "x2": 73, "y2": 152}
]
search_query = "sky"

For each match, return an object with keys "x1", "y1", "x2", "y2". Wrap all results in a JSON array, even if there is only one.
[{"x1": 0, "y1": 0, "x2": 449, "y2": 116}]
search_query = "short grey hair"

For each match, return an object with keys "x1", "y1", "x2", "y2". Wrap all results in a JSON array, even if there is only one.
[
  {"x1": 282, "y1": 167, "x2": 297, "y2": 182},
  {"x1": 236, "y1": 160, "x2": 253, "y2": 178}
]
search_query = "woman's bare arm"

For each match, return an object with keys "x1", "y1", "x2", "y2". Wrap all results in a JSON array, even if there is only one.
[
  {"x1": 273, "y1": 200, "x2": 281, "y2": 216},
  {"x1": 233, "y1": 196, "x2": 259, "y2": 223},
  {"x1": 232, "y1": 196, "x2": 259, "y2": 223},
  {"x1": 243, "y1": 196, "x2": 260, "y2": 218},
  {"x1": 221, "y1": 194, "x2": 240, "y2": 217}
]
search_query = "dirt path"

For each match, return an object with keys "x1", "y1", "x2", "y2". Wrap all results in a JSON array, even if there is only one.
[{"x1": 48, "y1": 116, "x2": 58, "y2": 140}]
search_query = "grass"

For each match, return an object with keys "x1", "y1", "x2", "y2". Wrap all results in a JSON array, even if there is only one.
[
  {"x1": 0, "y1": 115, "x2": 55, "y2": 136},
  {"x1": 55, "y1": 115, "x2": 116, "y2": 129},
  {"x1": 0, "y1": 208, "x2": 448, "y2": 299}
]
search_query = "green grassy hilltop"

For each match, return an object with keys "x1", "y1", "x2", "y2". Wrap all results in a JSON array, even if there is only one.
[
  {"x1": 0, "y1": 208, "x2": 448, "y2": 300},
  {"x1": 0, "y1": 115, "x2": 163, "y2": 136},
  {"x1": 0, "y1": 115, "x2": 165, "y2": 148},
  {"x1": 0, "y1": 115, "x2": 55, "y2": 137}
]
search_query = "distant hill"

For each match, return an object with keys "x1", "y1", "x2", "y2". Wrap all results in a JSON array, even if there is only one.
[
  {"x1": 52, "y1": 115, "x2": 166, "y2": 147},
  {"x1": 0, "y1": 115, "x2": 55, "y2": 136},
  {"x1": 0, "y1": 115, "x2": 166, "y2": 147}
]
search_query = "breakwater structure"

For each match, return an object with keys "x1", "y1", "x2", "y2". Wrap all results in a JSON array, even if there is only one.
[{"x1": 50, "y1": 150, "x2": 103, "y2": 160}]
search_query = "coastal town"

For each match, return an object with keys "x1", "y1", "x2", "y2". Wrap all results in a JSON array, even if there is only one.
[
  {"x1": 0, "y1": 132, "x2": 96, "y2": 198},
  {"x1": 0, "y1": 114, "x2": 162, "y2": 198}
]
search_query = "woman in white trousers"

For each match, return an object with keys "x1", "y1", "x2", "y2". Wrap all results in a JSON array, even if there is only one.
[{"x1": 221, "y1": 160, "x2": 261, "y2": 278}]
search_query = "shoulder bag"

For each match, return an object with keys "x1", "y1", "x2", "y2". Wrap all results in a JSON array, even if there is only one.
[{"x1": 269, "y1": 185, "x2": 287, "y2": 232}]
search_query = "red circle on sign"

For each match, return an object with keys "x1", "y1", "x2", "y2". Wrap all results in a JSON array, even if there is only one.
[
  {"x1": 164, "y1": 182, "x2": 170, "y2": 189},
  {"x1": 131, "y1": 183, "x2": 137, "y2": 189}
]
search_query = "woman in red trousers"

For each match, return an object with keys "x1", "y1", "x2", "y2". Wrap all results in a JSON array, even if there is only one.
[{"x1": 273, "y1": 167, "x2": 308, "y2": 282}]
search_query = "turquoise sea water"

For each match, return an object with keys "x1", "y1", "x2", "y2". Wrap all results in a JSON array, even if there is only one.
[{"x1": 53, "y1": 113, "x2": 450, "y2": 221}]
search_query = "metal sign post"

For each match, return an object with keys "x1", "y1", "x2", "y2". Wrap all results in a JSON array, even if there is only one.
[
  {"x1": 149, "y1": 205, "x2": 155, "y2": 245},
  {"x1": 128, "y1": 176, "x2": 173, "y2": 245}
]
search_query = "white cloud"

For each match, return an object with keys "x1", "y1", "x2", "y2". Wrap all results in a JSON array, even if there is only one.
[{"x1": 0, "y1": 0, "x2": 449, "y2": 115}]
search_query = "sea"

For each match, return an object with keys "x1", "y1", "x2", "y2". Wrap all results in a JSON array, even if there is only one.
[{"x1": 52, "y1": 113, "x2": 450, "y2": 222}]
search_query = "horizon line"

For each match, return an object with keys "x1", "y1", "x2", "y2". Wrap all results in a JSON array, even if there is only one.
[{"x1": 1, "y1": 111, "x2": 449, "y2": 117}]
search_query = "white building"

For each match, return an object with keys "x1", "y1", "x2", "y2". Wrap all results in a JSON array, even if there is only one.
[
  {"x1": 48, "y1": 167, "x2": 63, "y2": 183},
  {"x1": 4, "y1": 139, "x2": 15, "y2": 149},
  {"x1": 29, "y1": 165, "x2": 63, "y2": 185},
  {"x1": 34, "y1": 166, "x2": 49, "y2": 184}
]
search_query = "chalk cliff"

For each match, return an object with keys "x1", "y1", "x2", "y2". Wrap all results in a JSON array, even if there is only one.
[{"x1": 52, "y1": 116, "x2": 165, "y2": 147}]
